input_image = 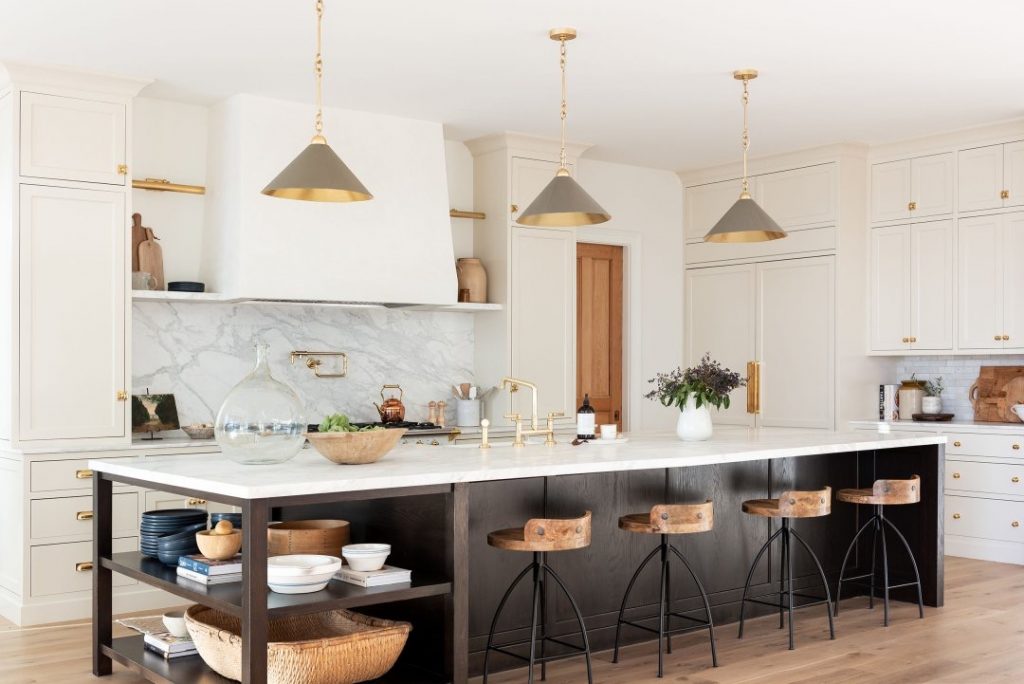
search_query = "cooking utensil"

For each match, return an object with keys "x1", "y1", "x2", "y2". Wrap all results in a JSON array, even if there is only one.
[
  {"x1": 373, "y1": 384, "x2": 406, "y2": 423},
  {"x1": 451, "y1": 385, "x2": 463, "y2": 400},
  {"x1": 459, "y1": 383, "x2": 471, "y2": 400}
]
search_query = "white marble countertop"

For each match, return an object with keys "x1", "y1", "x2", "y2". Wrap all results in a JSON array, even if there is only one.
[
  {"x1": 89, "y1": 427, "x2": 945, "y2": 501},
  {"x1": 1, "y1": 433, "x2": 218, "y2": 456},
  {"x1": 850, "y1": 419, "x2": 1024, "y2": 435}
]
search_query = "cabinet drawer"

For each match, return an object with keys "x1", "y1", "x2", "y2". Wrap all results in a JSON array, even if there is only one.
[
  {"x1": 946, "y1": 496, "x2": 1024, "y2": 543},
  {"x1": 946, "y1": 433, "x2": 1023, "y2": 459},
  {"x1": 30, "y1": 492, "x2": 137, "y2": 540},
  {"x1": 947, "y1": 460, "x2": 1024, "y2": 497},
  {"x1": 30, "y1": 456, "x2": 128, "y2": 493},
  {"x1": 31, "y1": 537, "x2": 136, "y2": 597}
]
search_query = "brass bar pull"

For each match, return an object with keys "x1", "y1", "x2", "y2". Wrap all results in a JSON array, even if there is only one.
[
  {"x1": 75, "y1": 469, "x2": 94, "y2": 479},
  {"x1": 76, "y1": 511, "x2": 94, "y2": 521},
  {"x1": 75, "y1": 562, "x2": 93, "y2": 572},
  {"x1": 746, "y1": 361, "x2": 761, "y2": 415}
]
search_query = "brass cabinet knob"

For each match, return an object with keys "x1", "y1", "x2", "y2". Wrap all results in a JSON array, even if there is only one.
[
  {"x1": 952, "y1": 472, "x2": 961, "y2": 479},
  {"x1": 1013, "y1": 521, "x2": 1021, "y2": 528},
  {"x1": 953, "y1": 441, "x2": 961, "y2": 447},
  {"x1": 1013, "y1": 444, "x2": 1021, "y2": 450},
  {"x1": 116, "y1": 390, "x2": 128, "y2": 401},
  {"x1": 909, "y1": 336, "x2": 917, "y2": 343},
  {"x1": 1003, "y1": 335, "x2": 1011, "y2": 341},
  {"x1": 902, "y1": 337, "x2": 910, "y2": 343},
  {"x1": 1012, "y1": 476, "x2": 1020, "y2": 483},
  {"x1": 952, "y1": 513, "x2": 961, "y2": 519},
  {"x1": 908, "y1": 201, "x2": 917, "y2": 211},
  {"x1": 117, "y1": 164, "x2": 128, "y2": 175},
  {"x1": 510, "y1": 204, "x2": 518, "y2": 214},
  {"x1": 187, "y1": 498, "x2": 207, "y2": 506},
  {"x1": 76, "y1": 510, "x2": 94, "y2": 521},
  {"x1": 75, "y1": 469, "x2": 94, "y2": 479},
  {"x1": 995, "y1": 335, "x2": 1003, "y2": 341},
  {"x1": 1001, "y1": 189, "x2": 1010, "y2": 200},
  {"x1": 75, "y1": 562, "x2": 94, "y2": 572}
]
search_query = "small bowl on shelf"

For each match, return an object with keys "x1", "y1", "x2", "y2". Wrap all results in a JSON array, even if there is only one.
[
  {"x1": 342, "y1": 543, "x2": 390, "y2": 572},
  {"x1": 306, "y1": 429, "x2": 407, "y2": 465},
  {"x1": 196, "y1": 520, "x2": 242, "y2": 560},
  {"x1": 182, "y1": 423, "x2": 215, "y2": 440},
  {"x1": 267, "y1": 554, "x2": 342, "y2": 594}
]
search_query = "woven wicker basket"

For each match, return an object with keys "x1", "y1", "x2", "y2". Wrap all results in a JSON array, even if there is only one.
[{"x1": 184, "y1": 604, "x2": 411, "y2": 684}]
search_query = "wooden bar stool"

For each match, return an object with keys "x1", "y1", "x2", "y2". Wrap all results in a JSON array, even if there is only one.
[
  {"x1": 835, "y1": 475, "x2": 925, "y2": 626},
  {"x1": 612, "y1": 501, "x2": 718, "y2": 677},
  {"x1": 482, "y1": 511, "x2": 593, "y2": 684},
  {"x1": 738, "y1": 487, "x2": 836, "y2": 650}
]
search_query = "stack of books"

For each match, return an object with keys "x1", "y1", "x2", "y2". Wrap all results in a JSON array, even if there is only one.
[
  {"x1": 176, "y1": 554, "x2": 242, "y2": 585},
  {"x1": 144, "y1": 631, "x2": 198, "y2": 660},
  {"x1": 335, "y1": 564, "x2": 412, "y2": 587}
]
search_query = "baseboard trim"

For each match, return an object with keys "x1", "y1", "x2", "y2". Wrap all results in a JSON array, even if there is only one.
[
  {"x1": 946, "y1": 535, "x2": 1024, "y2": 565},
  {"x1": 2, "y1": 586, "x2": 182, "y2": 626}
]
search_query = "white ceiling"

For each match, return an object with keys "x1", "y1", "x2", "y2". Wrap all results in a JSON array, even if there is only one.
[{"x1": 3, "y1": 0, "x2": 1023, "y2": 170}]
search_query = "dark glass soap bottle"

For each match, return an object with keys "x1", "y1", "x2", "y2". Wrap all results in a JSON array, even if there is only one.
[{"x1": 577, "y1": 394, "x2": 596, "y2": 439}]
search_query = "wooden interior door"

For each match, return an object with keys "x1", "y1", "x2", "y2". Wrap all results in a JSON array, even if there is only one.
[{"x1": 576, "y1": 243, "x2": 623, "y2": 429}]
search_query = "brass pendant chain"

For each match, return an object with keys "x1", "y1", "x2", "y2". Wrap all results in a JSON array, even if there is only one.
[
  {"x1": 313, "y1": 0, "x2": 325, "y2": 139},
  {"x1": 559, "y1": 37, "x2": 568, "y2": 171},
  {"x1": 740, "y1": 77, "x2": 750, "y2": 195}
]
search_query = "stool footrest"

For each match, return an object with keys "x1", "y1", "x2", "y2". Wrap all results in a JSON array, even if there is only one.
[
  {"x1": 489, "y1": 634, "x2": 589, "y2": 665},
  {"x1": 742, "y1": 590, "x2": 829, "y2": 611},
  {"x1": 619, "y1": 616, "x2": 713, "y2": 638}
]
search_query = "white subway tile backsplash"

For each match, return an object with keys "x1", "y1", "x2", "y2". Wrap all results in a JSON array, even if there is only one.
[{"x1": 895, "y1": 355, "x2": 1024, "y2": 420}]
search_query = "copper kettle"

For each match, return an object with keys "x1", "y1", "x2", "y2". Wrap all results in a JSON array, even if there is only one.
[{"x1": 374, "y1": 384, "x2": 406, "y2": 424}]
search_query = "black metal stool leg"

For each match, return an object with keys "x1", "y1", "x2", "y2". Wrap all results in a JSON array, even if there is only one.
[
  {"x1": 669, "y1": 545, "x2": 719, "y2": 667},
  {"x1": 869, "y1": 514, "x2": 879, "y2": 609},
  {"x1": 612, "y1": 544, "x2": 660, "y2": 663},
  {"x1": 538, "y1": 552, "x2": 547, "y2": 682},
  {"x1": 778, "y1": 522, "x2": 787, "y2": 630},
  {"x1": 789, "y1": 528, "x2": 836, "y2": 640},
  {"x1": 738, "y1": 525, "x2": 784, "y2": 639},
  {"x1": 881, "y1": 515, "x2": 925, "y2": 619},
  {"x1": 784, "y1": 522, "x2": 796, "y2": 650},
  {"x1": 527, "y1": 557, "x2": 541, "y2": 684},
  {"x1": 657, "y1": 541, "x2": 668, "y2": 678},
  {"x1": 543, "y1": 562, "x2": 593, "y2": 684},
  {"x1": 483, "y1": 561, "x2": 536, "y2": 684},
  {"x1": 880, "y1": 508, "x2": 891, "y2": 626},
  {"x1": 835, "y1": 513, "x2": 879, "y2": 616},
  {"x1": 664, "y1": 539, "x2": 673, "y2": 655}
]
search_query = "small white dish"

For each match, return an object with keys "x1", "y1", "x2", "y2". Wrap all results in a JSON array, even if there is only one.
[
  {"x1": 599, "y1": 424, "x2": 618, "y2": 440},
  {"x1": 342, "y1": 543, "x2": 390, "y2": 571},
  {"x1": 268, "y1": 578, "x2": 332, "y2": 594},
  {"x1": 267, "y1": 554, "x2": 341, "y2": 577},
  {"x1": 162, "y1": 610, "x2": 188, "y2": 637}
]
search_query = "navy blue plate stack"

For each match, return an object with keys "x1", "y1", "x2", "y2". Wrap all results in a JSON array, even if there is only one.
[{"x1": 140, "y1": 509, "x2": 208, "y2": 564}]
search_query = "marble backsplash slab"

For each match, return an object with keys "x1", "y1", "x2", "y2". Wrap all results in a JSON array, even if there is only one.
[{"x1": 133, "y1": 302, "x2": 475, "y2": 427}]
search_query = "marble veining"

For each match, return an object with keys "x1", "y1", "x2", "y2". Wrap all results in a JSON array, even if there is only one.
[{"x1": 132, "y1": 302, "x2": 474, "y2": 426}]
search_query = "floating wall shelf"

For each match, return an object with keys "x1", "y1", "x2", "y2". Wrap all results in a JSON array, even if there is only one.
[
  {"x1": 132, "y1": 178, "x2": 206, "y2": 195},
  {"x1": 132, "y1": 290, "x2": 503, "y2": 312}
]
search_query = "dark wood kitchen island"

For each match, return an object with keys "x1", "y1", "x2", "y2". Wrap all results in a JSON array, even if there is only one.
[{"x1": 90, "y1": 427, "x2": 945, "y2": 683}]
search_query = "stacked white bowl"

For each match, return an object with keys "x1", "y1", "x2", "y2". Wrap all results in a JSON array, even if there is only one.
[
  {"x1": 266, "y1": 554, "x2": 342, "y2": 594},
  {"x1": 341, "y1": 543, "x2": 391, "y2": 571}
]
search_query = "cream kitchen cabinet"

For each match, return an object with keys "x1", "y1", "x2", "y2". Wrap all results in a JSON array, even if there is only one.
[
  {"x1": 684, "y1": 177, "x2": 745, "y2": 241},
  {"x1": 869, "y1": 220, "x2": 954, "y2": 352},
  {"x1": 19, "y1": 92, "x2": 127, "y2": 185},
  {"x1": 17, "y1": 184, "x2": 128, "y2": 441},
  {"x1": 871, "y1": 153, "x2": 953, "y2": 222},
  {"x1": 957, "y1": 141, "x2": 1024, "y2": 212},
  {"x1": 957, "y1": 212, "x2": 1024, "y2": 351},
  {"x1": 685, "y1": 256, "x2": 835, "y2": 429}
]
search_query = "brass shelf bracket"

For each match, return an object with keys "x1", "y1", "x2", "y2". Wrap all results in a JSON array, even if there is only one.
[{"x1": 290, "y1": 350, "x2": 348, "y2": 378}]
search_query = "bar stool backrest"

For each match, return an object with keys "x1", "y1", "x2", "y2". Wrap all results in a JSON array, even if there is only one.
[
  {"x1": 872, "y1": 475, "x2": 921, "y2": 504},
  {"x1": 523, "y1": 510, "x2": 592, "y2": 549},
  {"x1": 778, "y1": 486, "x2": 832, "y2": 518},
  {"x1": 649, "y1": 500, "x2": 714, "y2": 533}
]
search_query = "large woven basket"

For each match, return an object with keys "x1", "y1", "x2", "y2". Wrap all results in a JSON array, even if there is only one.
[
  {"x1": 184, "y1": 604, "x2": 411, "y2": 684},
  {"x1": 306, "y1": 428, "x2": 407, "y2": 465}
]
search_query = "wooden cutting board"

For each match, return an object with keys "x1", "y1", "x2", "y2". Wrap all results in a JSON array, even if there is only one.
[
  {"x1": 130, "y1": 213, "x2": 146, "y2": 272},
  {"x1": 970, "y1": 366, "x2": 1024, "y2": 423},
  {"x1": 137, "y1": 226, "x2": 164, "y2": 290}
]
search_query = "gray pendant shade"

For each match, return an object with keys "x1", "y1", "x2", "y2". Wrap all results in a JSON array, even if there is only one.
[
  {"x1": 703, "y1": 194, "x2": 787, "y2": 243},
  {"x1": 261, "y1": 140, "x2": 372, "y2": 202},
  {"x1": 516, "y1": 173, "x2": 611, "y2": 227}
]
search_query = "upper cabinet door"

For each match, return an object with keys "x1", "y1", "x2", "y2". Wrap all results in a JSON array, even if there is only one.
[
  {"x1": 511, "y1": 157, "x2": 569, "y2": 225},
  {"x1": 910, "y1": 153, "x2": 954, "y2": 218},
  {"x1": 20, "y1": 93, "x2": 126, "y2": 185},
  {"x1": 755, "y1": 164, "x2": 836, "y2": 230},
  {"x1": 1001, "y1": 212, "x2": 1024, "y2": 348},
  {"x1": 684, "y1": 264, "x2": 755, "y2": 426},
  {"x1": 1002, "y1": 141, "x2": 1024, "y2": 209},
  {"x1": 958, "y1": 145, "x2": 1004, "y2": 213},
  {"x1": 684, "y1": 178, "x2": 744, "y2": 241},
  {"x1": 756, "y1": 256, "x2": 835, "y2": 429},
  {"x1": 19, "y1": 185, "x2": 127, "y2": 441},
  {"x1": 869, "y1": 225, "x2": 912, "y2": 351},
  {"x1": 957, "y1": 214, "x2": 1004, "y2": 351},
  {"x1": 871, "y1": 159, "x2": 912, "y2": 223},
  {"x1": 909, "y1": 220, "x2": 954, "y2": 350}
]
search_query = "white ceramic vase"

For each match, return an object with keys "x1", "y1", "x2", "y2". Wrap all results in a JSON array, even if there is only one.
[
  {"x1": 676, "y1": 396, "x2": 713, "y2": 441},
  {"x1": 921, "y1": 396, "x2": 942, "y2": 414}
]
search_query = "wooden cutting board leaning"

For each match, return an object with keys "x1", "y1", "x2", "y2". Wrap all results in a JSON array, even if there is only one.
[
  {"x1": 970, "y1": 366, "x2": 1024, "y2": 422},
  {"x1": 134, "y1": 213, "x2": 165, "y2": 290}
]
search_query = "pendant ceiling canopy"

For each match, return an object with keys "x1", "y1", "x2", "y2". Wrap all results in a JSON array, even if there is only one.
[
  {"x1": 517, "y1": 28, "x2": 610, "y2": 228},
  {"x1": 704, "y1": 70, "x2": 785, "y2": 243},
  {"x1": 262, "y1": 0, "x2": 372, "y2": 203}
]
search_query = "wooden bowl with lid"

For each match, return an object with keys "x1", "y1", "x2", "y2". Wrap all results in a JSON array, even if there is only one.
[{"x1": 267, "y1": 519, "x2": 351, "y2": 557}]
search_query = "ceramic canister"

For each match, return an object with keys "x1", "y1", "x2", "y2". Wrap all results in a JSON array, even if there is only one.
[{"x1": 456, "y1": 258, "x2": 487, "y2": 304}]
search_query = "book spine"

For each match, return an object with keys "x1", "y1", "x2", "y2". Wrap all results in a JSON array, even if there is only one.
[
  {"x1": 176, "y1": 567, "x2": 212, "y2": 584},
  {"x1": 144, "y1": 642, "x2": 196, "y2": 659},
  {"x1": 176, "y1": 557, "x2": 211, "y2": 575}
]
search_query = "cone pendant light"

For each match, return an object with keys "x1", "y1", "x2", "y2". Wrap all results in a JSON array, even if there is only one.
[
  {"x1": 704, "y1": 70, "x2": 785, "y2": 243},
  {"x1": 262, "y1": 0, "x2": 371, "y2": 202},
  {"x1": 517, "y1": 28, "x2": 610, "y2": 228}
]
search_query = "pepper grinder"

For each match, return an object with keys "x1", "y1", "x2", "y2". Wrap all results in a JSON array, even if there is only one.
[
  {"x1": 436, "y1": 400, "x2": 447, "y2": 428},
  {"x1": 427, "y1": 401, "x2": 438, "y2": 425}
]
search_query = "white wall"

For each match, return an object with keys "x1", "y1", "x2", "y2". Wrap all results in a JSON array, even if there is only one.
[
  {"x1": 445, "y1": 139, "x2": 474, "y2": 258},
  {"x1": 577, "y1": 158, "x2": 684, "y2": 432},
  {"x1": 132, "y1": 97, "x2": 208, "y2": 283}
]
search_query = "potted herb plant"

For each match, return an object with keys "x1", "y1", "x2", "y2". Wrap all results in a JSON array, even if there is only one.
[
  {"x1": 922, "y1": 376, "x2": 944, "y2": 415},
  {"x1": 646, "y1": 354, "x2": 746, "y2": 441}
]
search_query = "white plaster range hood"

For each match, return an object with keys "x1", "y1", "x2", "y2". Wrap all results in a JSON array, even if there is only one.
[{"x1": 201, "y1": 94, "x2": 458, "y2": 306}]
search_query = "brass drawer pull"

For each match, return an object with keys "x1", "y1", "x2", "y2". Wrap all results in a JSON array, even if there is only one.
[
  {"x1": 75, "y1": 469, "x2": 94, "y2": 479},
  {"x1": 1002, "y1": 189, "x2": 1011, "y2": 200},
  {"x1": 1013, "y1": 521, "x2": 1021, "y2": 528},
  {"x1": 952, "y1": 472, "x2": 961, "y2": 479},
  {"x1": 75, "y1": 562, "x2": 93, "y2": 572},
  {"x1": 187, "y1": 498, "x2": 207, "y2": 506},
  {"x1": 908, "y1": 201, "x2": 917, "y2": 211},
  {"x1": 76, "y1": 510, "x2": 94, "y2": 521},
  {"x1": 952, "y1": 441, "x2": 961, "y2": 447},
  {"x1": 1013, "y1": 444, "x2": 1020, "y2": 450},
  {"x1": 902, "y1": 337, "x2": 909, "y2": 343},
  {"x1": 952, "y1": 513, "x2": 961, "y2": 520},
  {"x1": 1013, "y1": 477, "x2": 1021, "y2": 484},
  {"x1": 995, "y1": 335, "x2": 1003, "y2": 341}
]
